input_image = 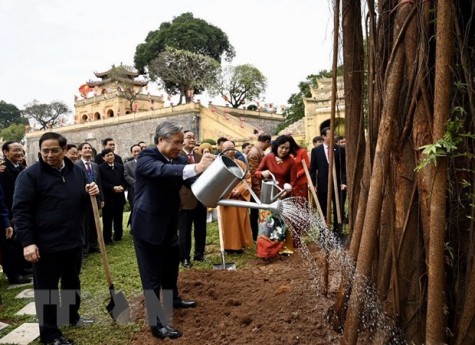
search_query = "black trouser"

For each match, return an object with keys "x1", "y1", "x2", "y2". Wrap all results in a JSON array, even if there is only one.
[
  {"x1": 250, "y1": 208, "x2": 259, "y2": 241},
  {"x1": 102, "y1": 202, "x2": 124, "y2": 242},
  {"x1": 317, "y1": 189, "x2": 344, "y2": 232},
  {"x1": 83, "y1": 204, "x2": 98, "y2": 253},
  {"x1": 33, "y1": 247, "x2": 82, "y2": 343},
  {"x1": 133, "y1": 237, "x2": 180, "y2": 327},
  {"x1": 178, "y1": 203, "x2": 207, "y2": 261},
  {"x1": 0, "y1": 232, "x2": 27, "y2": 281}
]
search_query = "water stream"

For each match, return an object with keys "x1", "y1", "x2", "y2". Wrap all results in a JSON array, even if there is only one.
[{"x1": 278, "y1": 197, "x2": 407, "y2": 344}]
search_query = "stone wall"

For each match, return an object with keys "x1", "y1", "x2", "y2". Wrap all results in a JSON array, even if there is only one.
[
  {"x1": 25, "y1": 104, "x2": 200, "y2": 164},
  {"x1": 24, "y1": 103, "x2": 283, "y2": 165}
]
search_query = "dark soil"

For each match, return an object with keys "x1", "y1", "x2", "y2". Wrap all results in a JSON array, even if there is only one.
[{"x1": 129, "y1": 244, "x2": 342, "y2": 344}]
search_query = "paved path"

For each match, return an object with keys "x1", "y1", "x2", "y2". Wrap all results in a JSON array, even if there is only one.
[{"x1": 0, "y1": 283, "x2": 40, "y2": 345}]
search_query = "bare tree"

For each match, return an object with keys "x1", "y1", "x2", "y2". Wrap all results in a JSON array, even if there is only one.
[
  {"x1": 209, "y1": 64, "x2": 267, "y2": 108},
  {"x1": 22, "y1": 100, "x2": 70, "y2": 130}
]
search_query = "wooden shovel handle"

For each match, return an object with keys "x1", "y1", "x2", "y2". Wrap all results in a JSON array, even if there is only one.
[
  {"x1": 331, "y1": 162, "x2": 342, "y2": 224},
  {"x1": 217, "y1": 206, "x2": 225, "y2": 253},
  {"x1": 301, "y1": 160, "x2": 325, "y2": 221},
  {"x1": 90, "y1": 195, "x2": 114, "y2": 286}
]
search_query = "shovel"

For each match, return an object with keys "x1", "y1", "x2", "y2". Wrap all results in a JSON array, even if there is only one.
[
  {"x1": 213, "y1": 206, "x2": 236, "y2": 270},
  {"x1": 89, "y1": 195, "x2": 130, "y2": 323}
]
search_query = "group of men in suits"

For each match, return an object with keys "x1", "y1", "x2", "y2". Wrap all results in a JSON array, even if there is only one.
[{"x1": 75, "y1": 138, "x2": 144, "y2": 249}]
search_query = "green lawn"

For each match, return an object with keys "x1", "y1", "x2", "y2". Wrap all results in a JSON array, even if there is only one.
[{"x1": 0, "y1": 211, "x2": 258, "y2": 344}]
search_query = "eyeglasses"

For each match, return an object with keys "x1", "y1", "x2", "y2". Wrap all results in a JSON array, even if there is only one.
[
  {"x1": 41, "y1": 148, "x2": 63, "y2": 155},
  {"x1": 164, "y1": 139, "x2": 184, "y2": 147}
]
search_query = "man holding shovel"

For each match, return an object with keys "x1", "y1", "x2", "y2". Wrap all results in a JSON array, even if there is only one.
[
  {"x1": 13, "y1": 132, "x2": 99, "y2": 345},
  {"x1": 132, "y1": 121, "x2": 215, "y2": 339}
]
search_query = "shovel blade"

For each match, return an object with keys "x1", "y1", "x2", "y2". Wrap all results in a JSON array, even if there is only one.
[
  {"x1": 106, "y1": 289, "x2": 130, "y2": 324},
  {"x1": 213, "y1": 263, "x2": 237, "y2": 270}
]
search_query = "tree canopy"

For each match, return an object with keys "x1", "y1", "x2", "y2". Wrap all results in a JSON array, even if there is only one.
[
  {"x1": 209, "y1": 64, "x2": 267, "y2": 108},
  {"x1": 0, "y1": 123, "x2": 25, "y2": 142},
  {"x1": 0, "y1": 100, "x2": 26, "y2": 129},
  {"x1": 22, "y1": 100, "x2": 70, "y2": 130},
  {"x1": 148, "y1": 47, "x2": 220, "y2": 104},
  {"x1": 134, "y1": 12, "x2": 235, "y2": 74}
]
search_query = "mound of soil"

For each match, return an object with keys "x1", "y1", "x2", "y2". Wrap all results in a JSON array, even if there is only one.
[{"x1": 130, "y1": 244, "x2": 342, "y2": 344}]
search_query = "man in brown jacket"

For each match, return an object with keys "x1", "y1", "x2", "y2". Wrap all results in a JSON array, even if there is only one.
[
  {"x1": 247, "y1": 133, "x2": 272, "y2": 241},
  {"x1": 178, "y1": 131, "x2": 207, "y2": 267}
]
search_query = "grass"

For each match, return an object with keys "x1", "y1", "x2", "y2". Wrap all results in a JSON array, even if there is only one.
[{"x1": 0, "y1": 211, "x2": 258, "y2": 345}]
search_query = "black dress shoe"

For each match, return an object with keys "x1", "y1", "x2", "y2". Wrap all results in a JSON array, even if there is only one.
[
  {"x1": 193, "y1": 255, "x2": 205, "y2": 262},
  {"x1": 151, "y1": 325, "x2": 183, "y2": 339},
  {"x1": 44, "y1": 335, "x2": 75, "y2": 345},
  {"x1": 22, "y1": 268, "x2": 34, "y2": 275},
  {"x1": 173, "y1": 299, "x2": 197, "y2": 309},
  {"x1": 8, "y1": 275, "x2": 32, "y2": 284},
  {"x1": 88, "y1": 247, "x2": 101, "y2": 254},
  {"x1": 182, "y1": 259, "x2": 192, "y2": 268}
]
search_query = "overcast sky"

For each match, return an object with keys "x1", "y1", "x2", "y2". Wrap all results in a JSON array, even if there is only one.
[{"x1": 0, "y1": 0, "x2": 335, "y2": 112}]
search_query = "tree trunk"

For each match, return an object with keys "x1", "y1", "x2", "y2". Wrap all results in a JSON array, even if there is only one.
[
  {"x1": 342, "y1": 0, "x2": 365, "y2": 230},
  {"x1": 341, "y1": 4, "x2": 410, "y2": 344},
  {"x1": 425, "y1": 1, "x2": 454, "y2": 343}
]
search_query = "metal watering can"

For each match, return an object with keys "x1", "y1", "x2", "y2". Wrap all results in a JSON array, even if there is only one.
[
  {"x1": 260, "y1": 171, "x2": 292, "y2": 204},
  {"x1": 191, "y1": 149, "x2": 291, "y2": 214}
]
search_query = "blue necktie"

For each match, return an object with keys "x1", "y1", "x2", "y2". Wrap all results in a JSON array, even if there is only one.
[{"x1": 85, "y1": 162, "x2": 95, "y2": 182}]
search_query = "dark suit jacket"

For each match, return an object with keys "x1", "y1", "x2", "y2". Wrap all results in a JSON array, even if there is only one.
[
  {"x1": 99, "y1": 162, "x2": 126, "y2": 207},
  {"x1": 309, "y1": 144, "x2": 347, "y2": 191},
  {"x1": 75, "y1": 160, "x2": 104, "y2": 202},
  {"x1": 0, "y1": 159, "x2": 25, "y2": 219},
  {"x1": 124, "y1": 159, "x2": 137, "y2": 203},
  {"x1": 178, "y1": 150, "x2": 202, "y2": 210},
  {"x1": 131, "y1": 147, "x2": 192, "y2": 246}
]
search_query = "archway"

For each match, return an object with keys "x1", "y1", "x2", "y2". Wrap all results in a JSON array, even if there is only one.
[
  {"x1": 107, "y1": 109, "x2": 114, "y2": 118},
  {"x1": 319, "y1": 118, "x2": 346, "y2": 137},
  {"x1": 81, "y1": 115, "x2": 88, "y2": 123},
  {"x1": 94, "y1": 112, "x2": 101, "y2": 120}
]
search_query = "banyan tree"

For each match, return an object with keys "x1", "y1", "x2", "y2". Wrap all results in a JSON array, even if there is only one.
[{"x1": 329, "y1": 1, "x2": 475, "y2": 344}]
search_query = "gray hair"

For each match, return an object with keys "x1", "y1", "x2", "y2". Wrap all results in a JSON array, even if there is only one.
[{"x1": 153, "y1": 120, "x2": 183, "y2": 144}]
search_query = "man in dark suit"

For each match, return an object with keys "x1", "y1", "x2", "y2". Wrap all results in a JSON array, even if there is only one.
[
  {"x1": 124, "y1": 144, "x2": 141, "y2": 227},
  {"x1": 131, "y1": 121, "x2": 215, "y2": 339},
  {"x1": 0, "y1": 141, "x2": 31, "y2": 284},
  {"x1": 76, "y1": 142, "x2": 104, "y2": 256},
  {"x1": 310, "y1": 127, "x2": 347, "y2": 234},
  {"x1": 94, "y1": 137, "x2": 123, "y2": 165},
  {"x1": 99, "y1": 148, "x2": 126, "y2": 244},
  {"x1": 178, "y1": 130, "x2": 207, "y2": 268}
]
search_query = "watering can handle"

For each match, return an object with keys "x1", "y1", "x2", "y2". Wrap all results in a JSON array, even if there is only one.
[
  {"x1": 267, "y1": 170, "x2": 277, "y2": 182},
  {"x1": 219, "y1": 148, "x2": 249, "y2": 177}
]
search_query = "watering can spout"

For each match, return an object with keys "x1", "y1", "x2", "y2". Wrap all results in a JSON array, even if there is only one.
[{"x1": 217, "y1": 199, "x2": 283, "y2": 215}]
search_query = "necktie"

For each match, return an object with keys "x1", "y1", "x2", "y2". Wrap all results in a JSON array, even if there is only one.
[
  {"x1": 188, "y1": 153, "x2": 195, "y2": 163},
  {"x1": 85, "y1": 162, "x2": 94, "y2": 182}
]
